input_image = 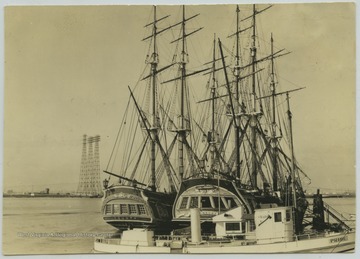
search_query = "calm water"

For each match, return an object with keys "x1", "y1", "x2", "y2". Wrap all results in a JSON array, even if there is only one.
[
  {"x1": 2, "y1": 197, "x2": 356, "y2": 255},
  {"x1": 2, "y1": 198, "x2": 115, "y2": 255}
]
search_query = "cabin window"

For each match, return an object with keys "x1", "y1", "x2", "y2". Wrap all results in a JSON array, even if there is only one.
[
  {"x1": 286, "y1": 210, "x2": 291, "y2": 221},
  {"x1": 120, "y1": 204, "x2": 128, "y2": 214},
  {"x1": 138, "y1": 204, "x2": 146, "y2": 215},
  {"x1": 105, "y1": 204, "x2": 112, "y2": 214},
  {"x1": 274, "y1": 212, "x2": 282, "y2": 222},
  {"x1": 129, "y1": 204, "x2": 137, "y2": 214},
  {"x1": 113, "y1": 204, "x2": 120, "y2": 214},
  {"x1": 249, "y1": 220, "x2": 255, "y2": 231},
  {"x1": 213, "y1": 197, "x2": 226, "y2": 209},
  {"x1": 226, "y1": 223, "x2": 240, "y2": 231},
  {"x1": 224, "y1": 197, "x2": 237, "y2": 209},
  {"x1": 179, "y1": 197, "x2": 189, "y2": 209},
  {"x1": 201, "y1": 196, "x2": 212, "y2": 208},
  {"x1": 241, "y1": 222, "x2": 246, "y2": 233},
  {"x1": 190, "y1": 197, "x2": 199, "y2": 208}
]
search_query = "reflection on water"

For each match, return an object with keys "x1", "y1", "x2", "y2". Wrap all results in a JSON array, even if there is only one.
[{"x1": 2, "y1": 197, "x2": 356, "y2": 255}]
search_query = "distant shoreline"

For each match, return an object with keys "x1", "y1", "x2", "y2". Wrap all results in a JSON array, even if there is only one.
[
  {"x1": 3, "y1": 194, "x2": 103, "y2": 198},
  {"x1": 3, "y1": 193, "x2": 354, "y2": 199}
]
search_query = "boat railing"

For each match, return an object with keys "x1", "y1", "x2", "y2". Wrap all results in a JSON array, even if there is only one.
[
  {"x1": 94, "y1": 233, "x2": 122, "y2": 245},
  {"x1": 294, "y1": 232, "x2": 325, "y2": 241}
]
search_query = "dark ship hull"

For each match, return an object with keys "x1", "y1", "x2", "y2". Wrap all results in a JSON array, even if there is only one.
[{"x1": 102, "y1": 185, "x2": 177, "y2": 234}]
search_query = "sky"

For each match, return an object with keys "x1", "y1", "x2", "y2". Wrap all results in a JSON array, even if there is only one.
[{"x1": 2, "y1": 2, "x2": 356, "y2": 193}]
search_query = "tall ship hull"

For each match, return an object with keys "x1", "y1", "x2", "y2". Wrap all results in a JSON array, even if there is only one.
[{"x1": 102, "y1": 186, "x2": 177, "y2": 234}]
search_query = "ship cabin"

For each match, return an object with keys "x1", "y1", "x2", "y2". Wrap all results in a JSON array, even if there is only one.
[{"x1": 212, "y1": 205, "x2": 294, "y2": 244}]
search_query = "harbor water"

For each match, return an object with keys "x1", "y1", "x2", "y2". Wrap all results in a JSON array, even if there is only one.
[{"x1": 2, "y1": 197, "x2": 356, "y2": 255}]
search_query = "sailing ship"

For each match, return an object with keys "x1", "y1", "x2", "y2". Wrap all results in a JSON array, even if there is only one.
[
  {"x1": 101, "y1": 6, "x2": 181, "y2": 234},
  {"x1": 97, "y1": 4, "x2": 355, "y2": 252},
  {"x1": 171, "y1": 4, "x2": 307, "y2": 233}
]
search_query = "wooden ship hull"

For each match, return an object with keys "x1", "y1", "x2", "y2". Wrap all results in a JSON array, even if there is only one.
[{"x1": 102, "y1": 186, "x2": 177, "y2": 234}]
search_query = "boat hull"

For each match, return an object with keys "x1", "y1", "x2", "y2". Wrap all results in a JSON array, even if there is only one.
[
  {"x1": 102, "y1": 185, "x2": 177, "y2": 234},
  {"x1": 183, "y1": 231, "x2": 355, "y2": 253}
]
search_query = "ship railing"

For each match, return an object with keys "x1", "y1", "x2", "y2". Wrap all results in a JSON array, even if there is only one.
[
  {"x1": 323, "y1": 202, "x2": 352, "y2": 230},
  {"x1": 294, "y1": 232, "x2": 326, "y2": 241},
  {"x1": 95, "y1": 233, "x2": 122, "y2": 245}
]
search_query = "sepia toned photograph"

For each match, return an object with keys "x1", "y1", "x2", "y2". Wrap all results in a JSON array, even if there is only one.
[{"x1": 2, "y1": 1, "x2": 356, "y2": 255}]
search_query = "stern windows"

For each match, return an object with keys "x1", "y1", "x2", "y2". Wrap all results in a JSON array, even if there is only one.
[
  {"x1": 179, "y1": 197, "x2": 189, "y2": 209},
  {"x1": 213, "y1": 197, "x2": 226, "y2": 209},
  {"x1": 274, "y1": 212, "x2": 282, "y2": 222},
  {"x1": 120, "y1": 204, "x2": 128, "y2": 214},
  {"x1": 129, "y1": 204, "x2": 137, "y2": 214},
  {"x1": 113, "y1": 204, "x2": 120, "y2": 214},
  {"x1": 224, "y1": 197, "x2": 237, "y2": 209},
  {"x1": 105, "y1": 204, "x2": 112, "y2": 214},
  {"x1": 201, "y1": 196, "x2": 212, "y2": 209},
  {"x1": 138, "y1": 204, "x2": 147, "y2": 215},
  {"x1": 178, "y1": 196, "x2": 239, "y2": 210},
  {"x1": 190, "y1": 197, "x2": 199, "y2": 208}
]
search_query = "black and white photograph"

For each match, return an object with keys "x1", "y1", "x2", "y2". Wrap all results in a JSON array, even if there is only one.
[{"x1": 2, "y1": 1, "x2": 356, "y2": 255}]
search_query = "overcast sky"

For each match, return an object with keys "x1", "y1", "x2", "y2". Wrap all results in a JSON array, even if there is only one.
[{"x1": 3, "y1": 2, "x2": 355, "y2": 193}]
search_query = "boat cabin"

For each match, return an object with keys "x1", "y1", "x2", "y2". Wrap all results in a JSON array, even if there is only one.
[
  {"x1": 254, "y1": 206, "x2": 294, "y2": 244},
  {"x1": 212, "y1": 206, "x2": 294, "y2": 244},
  {"x1": 212, "y1": 206, "x2": 255, "y2": 239}
]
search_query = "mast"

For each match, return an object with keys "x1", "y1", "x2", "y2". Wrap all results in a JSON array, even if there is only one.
[
  {"x1": 178, "y1": 5, "x2": 187, "y2": 182},
  {"x1": 234, "y1": 5, "x2": 241, "y2": 181},
  {"x1": 270, "y1": 33, "x2": 278, "y2": 191},
  {"x1": 149, "y1": 5, "x2": 159, "y2": 192},
  {"x1": 210, "y1": 34, "x2": 216, "y2": 168},
  {"x1": 250, "y1": 4, "x2": 258, "y2": 188},
  {"x1": 286, "y1": 92, "x2": 297, "y2": 209}
]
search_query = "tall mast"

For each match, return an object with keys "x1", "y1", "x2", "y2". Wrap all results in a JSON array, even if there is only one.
[
  {"x1": 250, "y1": 4, "x2": 258, "y2": 188},
  {"x1": 178, "y1": 5, "x2": 187, "y2": 182},
  {"x1": 286, "y1": 92, "x2": 297, "y2": 209},
  {"x1": 270, "y1": 33, "x2": 278, "y2": 191},
  {"x1": 234, "y1": 5, "x2": 241, "y2": 181},
  {"x1": 150, "y1": 6, "x2": 159, "y2": 191},
  {"x1": 210, "y1": 34, "x2": 216, "y2": 168}
]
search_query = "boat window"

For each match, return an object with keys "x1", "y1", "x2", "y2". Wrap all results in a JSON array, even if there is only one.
[
  {"x1": 179, "y1": 197, "x2": 189, "y2": 209},
  {"x1": 286, "y1": 210, "x2": 291, "y2": 221},
  {"x1": 105, "y1": 204, "x2": 112, "y2": 214},
  {"x1": 138, "y1": 204, "x2": 147, "y2": 215},
  {"x1": 129, "y1": 204, "x2": 137, "y2": 214},
  {"x1": 201, "y1": 196, "x2": 212, "y2": 208},
  {"x1": 225, "y1": 223, "x2": 240, "y2": 231},
  {"x1": 120, "y1": 204, "x2": 128, "y2": 214},
  {"x1": 249, "y1": 220, "x2": 255, "y2": 231},
  {"x1": 224, "y1": 197, "x2": 237, "y2": 208},
  {"x1": 241, "y1": 222, "x2": 246, "y2": 233},
  {"x1": 113, "y1": 204, "x2": 120, "y2": 214},
  {"x1": 190, "y1": 197, "x2": 199, "y2": 208},
  {"x1": 274, "y1": 212, "x2": 282, "y2": 222},
  {"x1": 213, "y1": 197, "x2": 226, "y2": 209}
]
